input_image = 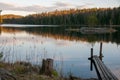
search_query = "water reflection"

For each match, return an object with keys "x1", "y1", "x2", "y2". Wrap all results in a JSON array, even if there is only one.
[
  {"x1": 0, "y1": 25, "x2": 120, "y2": 79},
  {"x1": 1, "y1": 26, "x2": 120, "y2": 44}
]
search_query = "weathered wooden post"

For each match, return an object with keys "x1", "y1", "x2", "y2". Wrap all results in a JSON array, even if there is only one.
[
  {"x1": 90, "y1": 48, "x2": 93, "y2": 71},
  {"x1": 99, "y1": 42, "x2": 103, "y2": 61},
  {"x1": 88, "y1": 48, "x2": 93, "y2": 71},
  {"x1": 40, "y1": 58, "x2": 53, "y2": 76},
  {"x1": 91, "y1": 48, "x2": 93, "y2": 59}
]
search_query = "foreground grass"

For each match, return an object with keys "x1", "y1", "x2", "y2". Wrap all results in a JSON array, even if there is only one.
[
  {"x1": 0, "y1": 61, "x2": 97, "y2": 80},
  {"x1": 0, "y1": 61, "x2": 62, "y2": 80}
]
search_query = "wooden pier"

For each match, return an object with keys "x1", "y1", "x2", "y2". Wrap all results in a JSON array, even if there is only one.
[
  {"x1": 88, "y1": 43, "x2": 118, "y2": 80},
  {"x1": 92, "y1": 55, "x2": 118, "y2": 80}
]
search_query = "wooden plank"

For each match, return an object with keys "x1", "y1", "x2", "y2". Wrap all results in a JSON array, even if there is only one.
[
  {"x1": 95, "y1": 56, "x2": 110, "y2": 79},
  {"x1": 94, "y1": 56, "x2": 109, "y2": 79},
  {"x1": 94, "y1": 56, "x2": 117, "y2": 80},
  {"x1": 94, "y1": 56, "x2": 118, "y2": 80},
  {"x1": 92, "y1": 55, "x2": 118, "y2": 80},
  {"x1": 93, "y1": 56, "x2": 106, "y2": 80},
  {"x1": 95, "y1": 56, "x2": 114, "y2": 78},
  {"x1": 98, "y1": 58, "x2": 118, "y2": 80}
]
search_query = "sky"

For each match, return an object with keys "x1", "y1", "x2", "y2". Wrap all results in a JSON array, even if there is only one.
[{"x1": 0, "y1": 0, "x2": 120, "y2": 16}]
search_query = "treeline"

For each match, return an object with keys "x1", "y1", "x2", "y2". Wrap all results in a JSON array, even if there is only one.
[
  {"x1": 3, "y1": 7, "x2": 120, "y2": 25},
  {"x1": 2, "y1": 14, "x2": 23, "y2": 19}
]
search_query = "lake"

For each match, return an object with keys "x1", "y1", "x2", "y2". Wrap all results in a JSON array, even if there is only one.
[{"x1": 0, "y1": 24, "x2": 120, "y2": 79}]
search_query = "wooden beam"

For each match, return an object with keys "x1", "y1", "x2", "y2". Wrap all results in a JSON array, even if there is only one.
[{"x1": 92, "y1": 56, "x2": 118, "y2": 80}]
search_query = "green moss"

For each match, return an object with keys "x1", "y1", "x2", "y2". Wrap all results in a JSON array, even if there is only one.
[{"x1": 52, "y1": 70, "x2": 58, "y2": 77}]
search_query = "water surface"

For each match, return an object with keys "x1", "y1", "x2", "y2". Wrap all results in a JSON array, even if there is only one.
[{"x1": 0, "y1": 24, "x2": 120, "y2": 79}]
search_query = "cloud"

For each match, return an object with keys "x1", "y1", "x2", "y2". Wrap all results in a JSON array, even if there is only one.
[
  {"x1": 54, "y1": 2, "x2": 72, "y2": 7},
  {"x1": 0, "y1": 1, "x2": 95, "y2": 15},
  {"x1": 76, "y1": 3, "x2": 94, "y2": 9},
  {"x1": 0, "y1": 2, "x2": 75, "y2": 13},
  {"x1": 16, "y1": 5, "x2": 46, "y2": 12},
  {"x1": 53, "y1": 1, "x2": 76, "y2": 9},
  {"x1": 0, "y1": 2, "x2": 46, "y2": 12},
  {"x1": 0, "y1": 2, "x2": 15, "y2": 10},
  {"x1": 0, "y1": 0, "x2": 119, "y2": 15}
]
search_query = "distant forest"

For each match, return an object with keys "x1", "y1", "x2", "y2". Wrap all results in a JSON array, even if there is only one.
[{"x1": 2, "y1": 7, "x2": 120, "y2": 25}]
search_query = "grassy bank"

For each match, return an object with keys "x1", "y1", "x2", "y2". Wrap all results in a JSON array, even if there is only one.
[{"x1": 0, "y1": 61, "x2": 97, "y2": 80}]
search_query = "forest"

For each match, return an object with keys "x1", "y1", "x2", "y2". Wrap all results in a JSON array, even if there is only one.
[{"x1": 2, "y1": 7, "x2": 120, "y2": 25}]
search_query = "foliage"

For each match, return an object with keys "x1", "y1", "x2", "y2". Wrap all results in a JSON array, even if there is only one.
[
  {"x1": 3, "y1": 7, "x2": 120, "y2": 25},
  {"x1": 87, "y1": 15, "x2": 98, "y2": 26},
  {"x1": 2, "y1": 14, "x2": 23, "y2": 19}
]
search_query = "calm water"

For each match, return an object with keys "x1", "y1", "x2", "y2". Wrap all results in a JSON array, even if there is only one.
[{"x1": 0, "y1": 24, "x2": 120, "y2": 79}]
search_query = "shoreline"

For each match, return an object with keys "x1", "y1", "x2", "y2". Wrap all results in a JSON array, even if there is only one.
[{"x1": 0, "y1": 61, "x2": 97, "y2": 80}]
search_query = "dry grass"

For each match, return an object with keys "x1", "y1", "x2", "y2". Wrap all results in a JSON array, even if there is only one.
[
  {"x1": 0, "y1": 62, "x2": 97, "y2": 80},
  {"x1": 0, "y1": 62, "x2": 64, "y2": 80}
]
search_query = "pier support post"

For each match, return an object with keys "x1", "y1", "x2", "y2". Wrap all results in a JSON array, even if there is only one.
[
  {"x1": 99, "y1": 42, "x2": 103, "y2": 61},
  {"x1": 90, "y1": 48, "x2": 93, "y2": 71},
  {"x1": 88, "y1": 48, "x2": 93, "y2": 71}
]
